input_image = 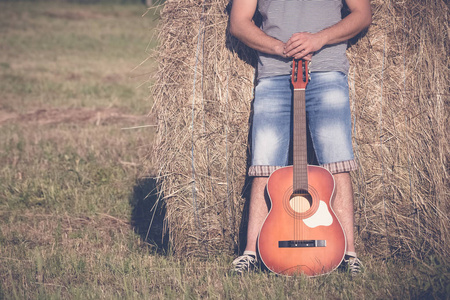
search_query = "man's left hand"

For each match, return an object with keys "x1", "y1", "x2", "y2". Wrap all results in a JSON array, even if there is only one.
[{"x1": 283, "y1": 32, "x2": 326, "y2": 60}]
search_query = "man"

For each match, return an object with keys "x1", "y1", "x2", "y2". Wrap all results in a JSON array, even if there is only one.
[{"x1": 229, "y1": 0, "x2": 372, "y2": 275}]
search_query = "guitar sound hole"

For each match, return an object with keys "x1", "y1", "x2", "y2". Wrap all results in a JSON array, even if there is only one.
[{"x1": 289, "y1": 193, "x2": 312, "y2": 213}]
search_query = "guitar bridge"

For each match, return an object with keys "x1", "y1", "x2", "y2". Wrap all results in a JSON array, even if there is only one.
[{"x1": 278, "y1": 240, "x2": 326, "y2": 248}]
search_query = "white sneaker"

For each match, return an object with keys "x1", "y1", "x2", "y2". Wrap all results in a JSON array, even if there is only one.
[
  {"x1": 231, "y1": 253, "x2": 257, "y2": 275},
  {"x1": 342, "y1": 255, "x2": 363, "y2": 277}
]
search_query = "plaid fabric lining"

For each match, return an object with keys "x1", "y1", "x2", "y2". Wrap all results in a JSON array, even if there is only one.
[
  {"x1": 322, "y1": 159, "x2": 358, "y2": 174},
  {"x1": 248, "y1": 159, "x2": 357, "y2": 177},
  {"x1": 248, "y1": 165, "x2": 280, "y2": 177}
]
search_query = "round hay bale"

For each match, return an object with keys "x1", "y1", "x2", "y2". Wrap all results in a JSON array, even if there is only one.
[{"x1": 151, "y1": 0, "x2": 449, "y2": 260}]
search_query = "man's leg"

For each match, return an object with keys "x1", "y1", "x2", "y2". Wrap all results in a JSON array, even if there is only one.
[
  {"x1": 242, "y1": 76, "x2": 291, "y2": 253},
  {"x1": 304, "y1": 72, "x2": 357, "y2": 254},
  {"x1": 232, "y1": 75, "x2": 291, "y2": 274},
  {"x1": 332, "y1": 172, "x2": 363, "y2": 276},
  {"x1": 332, "y1": 172, "x2": 355, "y2": 253},
  {"x1": 231, "y1": 176, "x2": 268, "y2": 274},
  {"x1": 244, "y1": 176, "x2": 269, "y2": 253}
]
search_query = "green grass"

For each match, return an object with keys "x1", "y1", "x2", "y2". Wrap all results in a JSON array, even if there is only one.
[
  {"x1": 0, "y1": 1, "x2": 157, "y2": 114},
  {"x1": 0, "y1": 1, "x2": 448, "y2": 299}
]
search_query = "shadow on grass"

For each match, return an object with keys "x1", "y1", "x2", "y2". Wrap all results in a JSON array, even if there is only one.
[
  {"x1": 129, "y1": 177, "x2": 169, "y2": 254},
  {"x1": 236, "y1": 176, "x2": 251, "y2": 255}
]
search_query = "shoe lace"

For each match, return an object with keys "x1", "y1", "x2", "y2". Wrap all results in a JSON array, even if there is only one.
[
  {"x1": 232, "y1": 255, "x2": 256, "y2": 271},
  {"x1": 347, "y1": 257, "x2": 362, "y2": 274}
]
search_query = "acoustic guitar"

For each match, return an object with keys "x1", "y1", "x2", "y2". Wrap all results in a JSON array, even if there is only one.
[{"x1": 257, "y1": 59, "x2": 346, "y2": 276}]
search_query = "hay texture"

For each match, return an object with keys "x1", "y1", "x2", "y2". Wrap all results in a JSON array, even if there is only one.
[
  {"x1": 347, "y1": 0, "x2": 449, "y2": 260},
  {"x1": 151, "y1": 0, "x2": 449, "y2": 260},
  {"x1": 151, "y1": 0, "x2": 255, "y2": 256}
]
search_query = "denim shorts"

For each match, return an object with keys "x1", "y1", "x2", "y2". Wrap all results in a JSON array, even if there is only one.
[{"x1": 248, "y1": 72, "x2": 357, "y2": 176}]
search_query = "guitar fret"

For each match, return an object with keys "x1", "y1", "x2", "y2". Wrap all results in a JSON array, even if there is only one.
[{"x1": 293, "y1": 89, "x2": 308, "y2": 193}]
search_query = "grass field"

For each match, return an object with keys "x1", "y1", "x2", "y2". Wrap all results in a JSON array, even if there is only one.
[{"x1": 0, "y1": 1, "x2": 447, "y2": 299}]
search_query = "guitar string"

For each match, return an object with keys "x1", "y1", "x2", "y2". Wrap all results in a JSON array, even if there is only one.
[{"x1": 292, "y1": 60, "x2": 309, "y2": 242}]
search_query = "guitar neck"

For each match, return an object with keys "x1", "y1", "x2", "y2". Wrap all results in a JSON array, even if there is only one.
[{"x1": 293, "y1": 88, "x2": 308, "y2": 193}]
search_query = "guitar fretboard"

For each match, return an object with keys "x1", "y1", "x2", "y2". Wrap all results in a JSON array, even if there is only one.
[{"x1": 293, "y1": 89, "x2": 308, "y2": 193}]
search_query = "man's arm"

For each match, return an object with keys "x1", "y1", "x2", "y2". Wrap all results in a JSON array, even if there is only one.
[
  {"x1": 229, "y1": 0, "x2": 285, "y2": 57},
  {"x1": 284, "y1": 0, "x2": 372, "y2": 59}
]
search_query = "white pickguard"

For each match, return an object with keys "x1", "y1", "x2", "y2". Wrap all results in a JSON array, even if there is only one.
[{"x1": 303, "y1": 201, "x2": 333, "y2": 228}]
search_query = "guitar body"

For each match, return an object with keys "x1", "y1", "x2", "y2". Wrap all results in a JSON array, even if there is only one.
[{"x1": 258, "y1": 165, "x2": 346, "y2": 276}]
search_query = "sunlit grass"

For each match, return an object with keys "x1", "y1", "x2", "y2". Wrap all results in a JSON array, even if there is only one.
[
  {"x1": 0, "y1": 2, "x2": 159, "y2": 297},
  {"x1": 0, "y1": 1, "x2": 157, "y2": 114}
]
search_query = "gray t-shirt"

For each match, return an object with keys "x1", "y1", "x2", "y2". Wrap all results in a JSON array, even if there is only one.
[{"x1": 257, "y1": 0, "x2": 349, "y2": 79}]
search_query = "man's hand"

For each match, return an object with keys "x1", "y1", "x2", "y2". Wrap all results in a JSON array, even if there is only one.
[
  {"x1": 283, "y1": 0, "x2": 372, "y2": 61},
  {"x1": 283, "y1": 32, "x2": 325, "y2": 60}
]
